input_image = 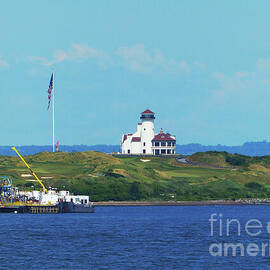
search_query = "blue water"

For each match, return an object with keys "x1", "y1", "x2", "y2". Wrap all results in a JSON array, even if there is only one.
[{"x1": 1, "y1": 206, "x2": 270, "y2": 269}]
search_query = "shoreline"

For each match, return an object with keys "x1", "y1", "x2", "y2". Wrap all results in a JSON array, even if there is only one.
[{"x1": 93, "y1": 200, "x2": 270, "y2": 206}]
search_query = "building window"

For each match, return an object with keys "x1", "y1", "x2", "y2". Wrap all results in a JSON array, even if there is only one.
[
  {"x1": 143, "y1": 142, "x2": 146, "y2": 146},
  {"x1": 172, "y1": 142, "x2": 175, "y2": 146},
  {"x1": 128, "y1": 149, "x2": 130, "y2": 154},
  {"x1": 154, "y1": 142, "x2": 160, "y2": 147},
  {"x1": 143, "y1": 149, "x2": 146, "y2": 154},
  {"x1": 144, "y1": 128, "x2": 146, "y2": 131},
  {"x1": 161, "y1": 149, "x2": 166, "y2": 154},
  {"x1": 167, "y1": 149, "x2": 171, "y2": 154},
  {"x1": 155, "y1": 149, "x2": 160, "y2": 155},
  {"x1": 167, "y1": 142, "x2": 172, "y2": 146},
  {"x1": 161, "y1": 142, "x2": 166, "y2": 146},
  {"x1": 172, "y1": 150, "x2": 175, "y2": 154}
]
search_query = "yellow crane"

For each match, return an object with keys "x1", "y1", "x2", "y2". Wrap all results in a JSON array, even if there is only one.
[{"x1": 11, "y1": 147, "x2": 47, "y2": 193}]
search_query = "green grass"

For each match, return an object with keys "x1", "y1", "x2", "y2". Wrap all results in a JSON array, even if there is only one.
[{"x1": 2, "y1": 150, "x2": 270, "y2": 201}]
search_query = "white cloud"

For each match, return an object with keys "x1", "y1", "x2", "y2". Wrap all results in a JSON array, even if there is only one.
[
  {"x1": 30, "y1": 43, "x2": 199, "y2": 76},
  {"x1": 28, "y1": 56, "x2": 51, "y2": 66},
  {"x1": 115, "y1": 44, "x2": 190, "y2": 74},
  {"x1": 194, "y1": 61, "x2": 206, "y2": 70},
  {"x1": 213, "y1": 72, "x2": 226, "y2": 80},
  {"x1": 54, "y1": 44, "x2": 108, "y2": 63},
  {"x1": 116, "y1": 44, "x2": 152, "y2": 63},
  {"x1": 213, "y1": 72, "x2": 250, "y2": 96},
  {"x1": 30, "y1": 44, "x2": 110, "y2": 67},
  {"x1": 115, "y1": 44, "x2": 152, "y2": 72},
  {"x1": 0, "y1": 55, "x2": 8, "y2": 68},
  {"x1": 209, "y1": 58, "x2": 270, "y2": 111},
  {"x1": 235, "y1": 71, "x2": 249, "y2": 78},
  {"x1": 213, "y1": 90, "x2": 225, "y2": 100},
  {"x1": 256, "y1": 58, "x2": 270, "y2": 71},
  {"x1": 262, "y1": 78, "x2": 270, "y2": 84}
]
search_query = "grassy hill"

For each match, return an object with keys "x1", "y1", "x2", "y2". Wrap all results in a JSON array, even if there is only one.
[{"x1": 2, "y1": 151, "x2": 270, "y2": 201}]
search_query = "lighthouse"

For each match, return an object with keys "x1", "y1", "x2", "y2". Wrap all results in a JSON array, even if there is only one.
[
  {"x1": 121, "y1": 109, "x2": 176, "y2": 155},
  {"x1": 140, "y1": 109, "x2": 155, "y2": 154}
]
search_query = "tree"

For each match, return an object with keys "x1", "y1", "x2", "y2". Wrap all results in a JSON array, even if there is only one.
[{"x1": 129, "y1": 182, "x2": 141, "y2": 200}]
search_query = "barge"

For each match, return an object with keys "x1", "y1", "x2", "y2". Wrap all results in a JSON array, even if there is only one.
[
  {"x1": 0, "y1": 201, "x2": 94, "y2": 214},
  {"x1": 0, "y1": 147, "x2": 94, "y2": 214}
]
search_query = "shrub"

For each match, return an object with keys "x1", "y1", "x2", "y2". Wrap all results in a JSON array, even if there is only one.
[
  {"x1": 226, "y1": 155, "x2": 248, "y2": 166},
  {"x1": 245, "y1": 182, "x2": 263, "y2": 189}
]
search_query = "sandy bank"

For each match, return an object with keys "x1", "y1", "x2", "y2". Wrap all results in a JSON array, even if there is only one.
[{"x1": 93, "y1": 200, "x2": 269, "y2": 206}]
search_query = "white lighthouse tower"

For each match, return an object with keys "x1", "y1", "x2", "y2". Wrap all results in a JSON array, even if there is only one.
[
  {"x1": 140, "y1": 109, "x2": 155, "y2": 154},
  {"x1": 121, "y1": 109, "x2": 155, "y2": 155}
]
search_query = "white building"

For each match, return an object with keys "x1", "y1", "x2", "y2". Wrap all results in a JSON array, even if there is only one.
[
  {"x1": 19, "y1": 190, "x2": 90, "y2": 205},
  {"x1": 151, "y1": 129, "x2": 176, "y2": 155},
  {"x1": 121, "y1": 109, "x2": 176, "y2": 155}
]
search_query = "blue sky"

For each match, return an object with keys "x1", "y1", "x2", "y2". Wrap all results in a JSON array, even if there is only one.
[{"x1": 1, "y1": 0, "x2": 270, "y2": 146}]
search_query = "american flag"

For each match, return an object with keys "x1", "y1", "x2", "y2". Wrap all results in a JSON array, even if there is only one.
[{"x1": 47, "y1": 73, "x2": 53, "y2": 110}]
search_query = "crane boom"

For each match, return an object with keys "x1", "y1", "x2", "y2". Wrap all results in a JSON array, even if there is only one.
[{"x1": 11, "y1": 147, "x2": 47, "y2": 193}]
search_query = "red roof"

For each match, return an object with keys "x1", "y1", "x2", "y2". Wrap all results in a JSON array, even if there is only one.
[
  {"x1": 141, "y1": 109, "x2": 154, "y2": 114},
  {"x1": 122, "y1": 134, "x2": 127, "y2": 143},
  {"x1": 131, "y1": 137, "x2": 141, "y2": 142},
  {"x1": 152, "y1": 133, "x2": 176, "y2": 142},
  {"x1": 123, "y1": 133, "x2": 135, "y2": 143}
]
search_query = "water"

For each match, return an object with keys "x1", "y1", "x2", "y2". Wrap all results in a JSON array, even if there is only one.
[{"x1": 1, "y1": 206, "x2": 270, "y2": 269}]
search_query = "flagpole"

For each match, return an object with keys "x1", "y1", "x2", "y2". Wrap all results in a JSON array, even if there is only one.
[{"x1": 52, "y1": 72, "x2": 55, "y2": 152}]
